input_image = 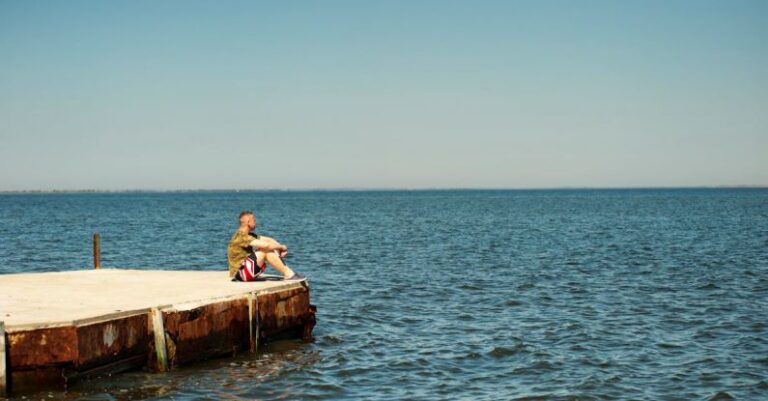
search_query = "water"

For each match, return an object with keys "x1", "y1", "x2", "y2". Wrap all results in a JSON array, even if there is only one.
[{"x1": 1, "y1": 189, "x2": 767, "y2": 400}]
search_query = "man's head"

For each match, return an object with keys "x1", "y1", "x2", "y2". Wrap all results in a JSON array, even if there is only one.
[{"x1": 239, "y1": 211, "x2": 256, "y2": 231}]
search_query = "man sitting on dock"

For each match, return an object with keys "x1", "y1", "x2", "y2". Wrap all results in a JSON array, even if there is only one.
[{"x1": 228, "y1": 211, "x2": 304, "y2": 281}]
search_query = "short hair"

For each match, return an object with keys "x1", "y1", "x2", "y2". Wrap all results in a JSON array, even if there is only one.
[{"x1": 239, "y1": 210, "x2": 254, "y2": 221}]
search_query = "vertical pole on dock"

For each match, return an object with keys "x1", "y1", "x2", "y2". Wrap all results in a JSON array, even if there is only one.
[
  {"x1": 249, "y1": 292, "x2": 260, "y2": 352},
  {"x1": 248, "y1": 293, "x2": 254, "y2": 352},
  {"x1": 0, "y1": 321, "x2": 7, "y2": 397},
  {"x1": 93, "y1": 233, "x2": 101, "y2": 269},
  {"x1": 254, "y1": 293, "x2": 260, "y2": 351},
  {"x1": 150, "y1": 308, "x2": 168, "y2": 372}
]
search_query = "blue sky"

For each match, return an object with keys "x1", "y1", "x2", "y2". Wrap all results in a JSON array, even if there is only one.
[{"x1": 1, "y1": 0, "x2": 766, "y2": 190}]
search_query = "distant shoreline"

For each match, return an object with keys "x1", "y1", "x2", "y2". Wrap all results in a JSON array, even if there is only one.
[{"x1": 1, "y1": 186, "x2": 766, "y2": 194}]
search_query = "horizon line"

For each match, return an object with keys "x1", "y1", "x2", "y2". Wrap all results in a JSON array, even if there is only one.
[{"x1": 1, "y1": 184, "x2": 766, "y2": 194}]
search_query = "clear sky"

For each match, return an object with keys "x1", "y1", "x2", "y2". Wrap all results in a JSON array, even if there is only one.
[{"x1": 1, "y1": 0, "x2": 766, "y2": 191}]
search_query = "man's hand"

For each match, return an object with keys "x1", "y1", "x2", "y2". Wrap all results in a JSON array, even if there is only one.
[{"x1": 276, "y1": 243, "x2": 289, "y2": 258}]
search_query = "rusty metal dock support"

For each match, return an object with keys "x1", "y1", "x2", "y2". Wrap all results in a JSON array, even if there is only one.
[
  {"x1": 1, "y1": 321, "x2": 7, "y2": 397},
  {"x1": 249, "y1": 292, "x2": 260, "y2": 352}
]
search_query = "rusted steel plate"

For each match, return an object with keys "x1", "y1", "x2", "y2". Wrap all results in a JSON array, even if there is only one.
[
  {"x1": 7, "y1": 315, "x2": 151, "y2": 392},
  {"x1": 75, "y1": 314, "x2": 150, "y2": 370},
  {"x1": 163, "y1": 299, "x2": 250, "y2": 366},
  {"x1": 7, "y1": 326, "x2": 78, "y2": 368},
  {"x1": 258, "y1": 287, "x2": 314, "y2": 339}
]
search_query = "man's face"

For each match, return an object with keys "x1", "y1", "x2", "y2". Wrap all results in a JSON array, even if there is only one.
[{"x1": 246, "y1": 215, "x2": 257, "y2": 231}]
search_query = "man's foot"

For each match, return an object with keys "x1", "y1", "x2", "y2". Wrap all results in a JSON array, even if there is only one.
[{"x1": 285, "y1": 273, "x2": 305, "y2": 281}]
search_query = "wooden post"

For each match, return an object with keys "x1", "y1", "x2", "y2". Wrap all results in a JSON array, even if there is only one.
[
  {"x1": 1, "y1": 321, "x2": 7, "y2": 397},
  {"x1": 150, "y1": 308, "x2": 168, "y2": 372},
  {"x1": 93, "y1": 233, "x2": 101, "y2": 269}
]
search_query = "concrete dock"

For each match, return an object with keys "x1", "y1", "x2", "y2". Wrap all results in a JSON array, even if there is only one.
[{"x1": 0, "y1": 269, "x2": 316, "y2": 395}]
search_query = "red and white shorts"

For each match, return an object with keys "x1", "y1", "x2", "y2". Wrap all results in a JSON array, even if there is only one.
[{"x1": 236, "y1": 253, "x2": 266, "y2": 281}]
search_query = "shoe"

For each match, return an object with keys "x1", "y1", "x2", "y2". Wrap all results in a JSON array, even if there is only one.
[{"x1": 286, "y1": 273, "x2": 306, "y2": 281}]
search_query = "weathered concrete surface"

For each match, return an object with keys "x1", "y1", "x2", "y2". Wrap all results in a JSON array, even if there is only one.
[
  {"x1": 0, "y1": 269, "x2": 315, "y2": 394},
  {"x1": 1, "y1": 269, "x2": 306, "y2": 329}
]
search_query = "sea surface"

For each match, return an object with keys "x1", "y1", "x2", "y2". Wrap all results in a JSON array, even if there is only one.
[{"x1": 1, "y1": 189, "x2": 767, "y2": 401}]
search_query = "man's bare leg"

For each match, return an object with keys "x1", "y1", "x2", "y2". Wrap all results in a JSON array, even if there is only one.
[{"x1": 263, "y1": 250, "x2": 295, "y2": 278}]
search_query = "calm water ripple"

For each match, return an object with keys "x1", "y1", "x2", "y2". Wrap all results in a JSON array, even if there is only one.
[{"x1": 0, "y1": 189, "x2": 766, "y2": 400}]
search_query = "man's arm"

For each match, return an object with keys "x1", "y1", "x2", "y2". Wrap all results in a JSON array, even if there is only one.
[
  {"x1": 258, "y1": 235, "x2": 278, "y2": 243},
  {"x1": 249, "y1": 237, "x2": 287, "y2": 252}
]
